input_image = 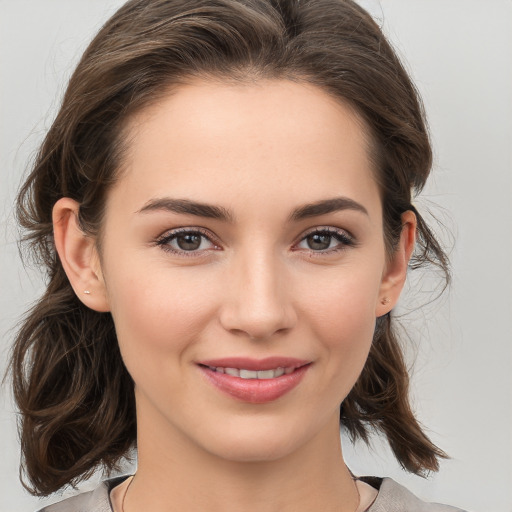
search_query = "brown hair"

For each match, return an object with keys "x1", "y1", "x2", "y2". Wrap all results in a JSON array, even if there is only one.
[{"x1": 11, "y1": 0, "x2": 449, "y2": 496}]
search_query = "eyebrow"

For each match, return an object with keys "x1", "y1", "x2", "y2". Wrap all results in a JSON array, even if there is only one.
[
  {"x1": 137, "y1": 196, "x2": 368, "y2": 222},
  {"x1": 137, "y1": 198, "x2": 235, "y2": 222},
  {"x1": 289, "y1": 197, "x2": 368, "y2": 221}
]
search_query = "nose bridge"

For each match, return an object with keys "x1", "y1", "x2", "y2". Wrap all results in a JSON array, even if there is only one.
[{"x1": 220, "y1": 243, "x2": 296, "y2": 340}]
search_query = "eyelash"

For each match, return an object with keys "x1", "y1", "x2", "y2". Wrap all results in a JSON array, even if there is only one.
[
  {"x1": 155, "y1": 227, "x2": 220, "y2": 258},
  {"x1": 295, "y1": 227, "x2": 356, "y2": 256},
  {"x1": 154, "y1": 226, "x2": 356, "y2": 258}
]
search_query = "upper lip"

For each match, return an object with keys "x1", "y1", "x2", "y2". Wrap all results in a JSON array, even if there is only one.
[{"x1": 197, "y1": 357, "x2": 310, "y2": 371}]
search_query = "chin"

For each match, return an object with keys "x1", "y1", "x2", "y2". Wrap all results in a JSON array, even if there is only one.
[
  {"x1": 210, "y1": 436, "x2": 298, "y2": 464},
  {"x1": 195, "y1": 415, "x2": 323, "y2": 464}
]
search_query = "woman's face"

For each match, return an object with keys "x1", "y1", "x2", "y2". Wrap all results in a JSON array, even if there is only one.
[{"x1": 94, "y1": 79, "x2": 408, "y2": 463}]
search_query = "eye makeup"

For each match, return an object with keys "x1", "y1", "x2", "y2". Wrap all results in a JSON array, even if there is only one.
[
  {"x1": 294, "y1": 226, "x2": 357, "y2": 256},
  {"x1": 154, "y1": 225, "x2": 357, "y2": 258},
  {"x1": 155, "y1": 227, "x2": 221, "y2": 258}
]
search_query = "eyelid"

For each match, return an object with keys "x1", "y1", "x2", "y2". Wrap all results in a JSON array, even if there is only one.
[
  {"x1": 155, "y1": 227, "x2": 221, "y2": 256},
  {"x1": 299, "y1": 225, "x2": 354, "y2": 240},
  {"x1": 153, "y1": 225, "x2": 356, "y2": 257},
  {"x1": 293, "y1": 226, "x2": 357, "y2": 254}
]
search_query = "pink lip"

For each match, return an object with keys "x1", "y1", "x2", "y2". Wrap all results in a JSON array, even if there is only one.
[
  {"x1": 198, "y1": 356, "x2": 309, "y2": 371},
  {"x1": 197, "y1": 357, "x2": 311, "y2": 404}
]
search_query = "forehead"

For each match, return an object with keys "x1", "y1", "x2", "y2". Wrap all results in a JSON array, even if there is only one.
[
  {"x1": 125, "y1": 78, "x2": 372, "y2": 160},
  {"x1": 111, "y1": 78, "x2": 381, "y2": 221}
]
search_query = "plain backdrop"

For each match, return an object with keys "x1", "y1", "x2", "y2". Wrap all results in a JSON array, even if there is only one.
[{"x1": 1, "y1": 1, "x2": 511, "y2": 511}]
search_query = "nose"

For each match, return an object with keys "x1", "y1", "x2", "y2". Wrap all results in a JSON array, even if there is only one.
[{"x1": 219, "y1": 249, "x2": 297, "y2": 341}]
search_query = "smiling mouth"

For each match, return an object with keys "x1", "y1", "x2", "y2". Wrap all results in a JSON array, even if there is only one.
[
  {"x1": 198, "y1": 359, "x2": 311, "y2": 403},
  {"x1": 204, "y1": 366, "x2": 297, "y2": 379}
]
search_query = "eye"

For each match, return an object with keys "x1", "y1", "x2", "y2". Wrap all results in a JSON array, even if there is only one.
[
  {"x1": 296, "y1": 227, "x2": 355, "y2": 254},
  {"x1": 155, "y1": 228, "x2": 220, "y2": 256}
]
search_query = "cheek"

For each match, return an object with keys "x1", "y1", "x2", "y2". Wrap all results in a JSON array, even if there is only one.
[
  {"x1": 304, "y1": 261, "x2": 381, "y2": 334},
  {"x1": 301, "y1": 266, "x2": 381, "y2": 392},
  {"x1": 105, "y1": 261, "x2": 219, "y2": 369}
]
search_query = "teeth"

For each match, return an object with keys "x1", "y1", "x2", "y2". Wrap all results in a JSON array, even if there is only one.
[
  {"x1": 257, "y1": 369, "x2": 275, "y2": 379},
  {"x1": 239, "y1": 369, "x2": 257, "y2": 379},
  {"x1": 210, "y1": 366, "x2": 293, "y2": 379},
  {"x1": 273, "y1": 367, "x2": 285, "y2": 377}
]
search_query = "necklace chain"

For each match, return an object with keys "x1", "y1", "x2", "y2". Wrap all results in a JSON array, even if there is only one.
[
  {"x1": 354, "y1": 478, "x2": 362, "y2": 512},
  {"x1": 120, "y1": 475, "x2": 134, "y2": 512}
]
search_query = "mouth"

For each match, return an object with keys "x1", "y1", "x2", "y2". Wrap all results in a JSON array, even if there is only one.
[
  {"x1": 197, "y1": 357, "x2": 311, "y2": 404},
  {"x1": 204, "y1": 366, "x2": 297, "y2": 379}
]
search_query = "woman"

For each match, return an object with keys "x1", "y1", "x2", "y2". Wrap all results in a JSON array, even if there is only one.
[{"x1": 9, "y1": 0, "x2": 466, "y2": 510}]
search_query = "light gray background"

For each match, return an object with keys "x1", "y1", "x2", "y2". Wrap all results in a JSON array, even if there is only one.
[{"x1": 1, "y1": 1, "x2": 511, "y2": 511}]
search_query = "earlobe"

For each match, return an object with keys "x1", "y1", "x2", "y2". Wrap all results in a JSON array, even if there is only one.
[
  {"x1": 376, "y1": 210, "x2": 416, "y2": 317},
  {"x1": 52, "y1": 197, "x2": 110, "y2": 312}
]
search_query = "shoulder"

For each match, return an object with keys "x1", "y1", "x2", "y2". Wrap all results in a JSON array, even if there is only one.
[
  {"x1": 35, "y1": 476, "x2": 130, "y2": 512},
  {"x1": 35, "y1": 474, "x2": 468, "y2": 512},
  {"x1": 366, "y1": 477, "x2": 468, "y2": 512}
]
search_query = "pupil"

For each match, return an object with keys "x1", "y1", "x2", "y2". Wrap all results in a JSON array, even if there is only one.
[
  {"x1": 177, "y1": 234, "x2": 201, "y2": 250},
  {"x1": 308, "y1": 233, "x2": 331, "y2": 250}
]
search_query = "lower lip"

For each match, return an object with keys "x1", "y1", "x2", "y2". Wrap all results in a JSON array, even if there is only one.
[{"x1": 199, "y1": 365, "x2": 310, "y2": 404}]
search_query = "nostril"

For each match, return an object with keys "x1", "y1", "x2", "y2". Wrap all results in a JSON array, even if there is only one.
[{"x1": 218, "y1": 269, "x2": 298, "y2": 339}]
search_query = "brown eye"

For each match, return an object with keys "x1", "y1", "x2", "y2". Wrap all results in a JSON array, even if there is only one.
[
  {"x1": 176, "y1": 233, "x2": 202, "y2": 251},
  {"x1": 306, "y1": 233, "x2": 332, "y2": 251},
  {"x1": 156, "y1": 228, "x2": 219, "y2": 256},
  {"x1": 296, "y1": 228, "x2": 355, "y2": 254}
]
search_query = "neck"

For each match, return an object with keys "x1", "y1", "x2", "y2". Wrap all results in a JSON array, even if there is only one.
[{"x1": 127, "y1": 404, "x2": 359, "y2": 512}]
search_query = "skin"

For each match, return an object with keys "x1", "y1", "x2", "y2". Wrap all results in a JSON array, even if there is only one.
[{"x1": 53, "y1": 79, "x2": 416, "y2": 512}]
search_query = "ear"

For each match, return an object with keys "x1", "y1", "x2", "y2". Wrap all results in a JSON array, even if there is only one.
[
  {"x1": 375, "y1": 210, "x2": 416, "y2": 317},
  {"x1": 52, "y1": 197, "x2": 110, "y2": 312}
]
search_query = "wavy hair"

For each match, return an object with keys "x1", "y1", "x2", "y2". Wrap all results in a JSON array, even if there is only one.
[{"x1": 10, "y1": 0, "x2": 449, "y2": 496}]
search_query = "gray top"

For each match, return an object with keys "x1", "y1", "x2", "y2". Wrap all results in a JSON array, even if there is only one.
[{"x1": 37, "y1": 475, "x2": 467, "y2": 512}]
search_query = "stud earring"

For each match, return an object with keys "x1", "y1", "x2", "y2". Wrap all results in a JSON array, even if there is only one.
[
  {"x1": 381, "y1": 297, "x2": 389, "y2": 305},
  {"x1": 83, "y1": 290, "x2": 91, "y2": 295}
]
